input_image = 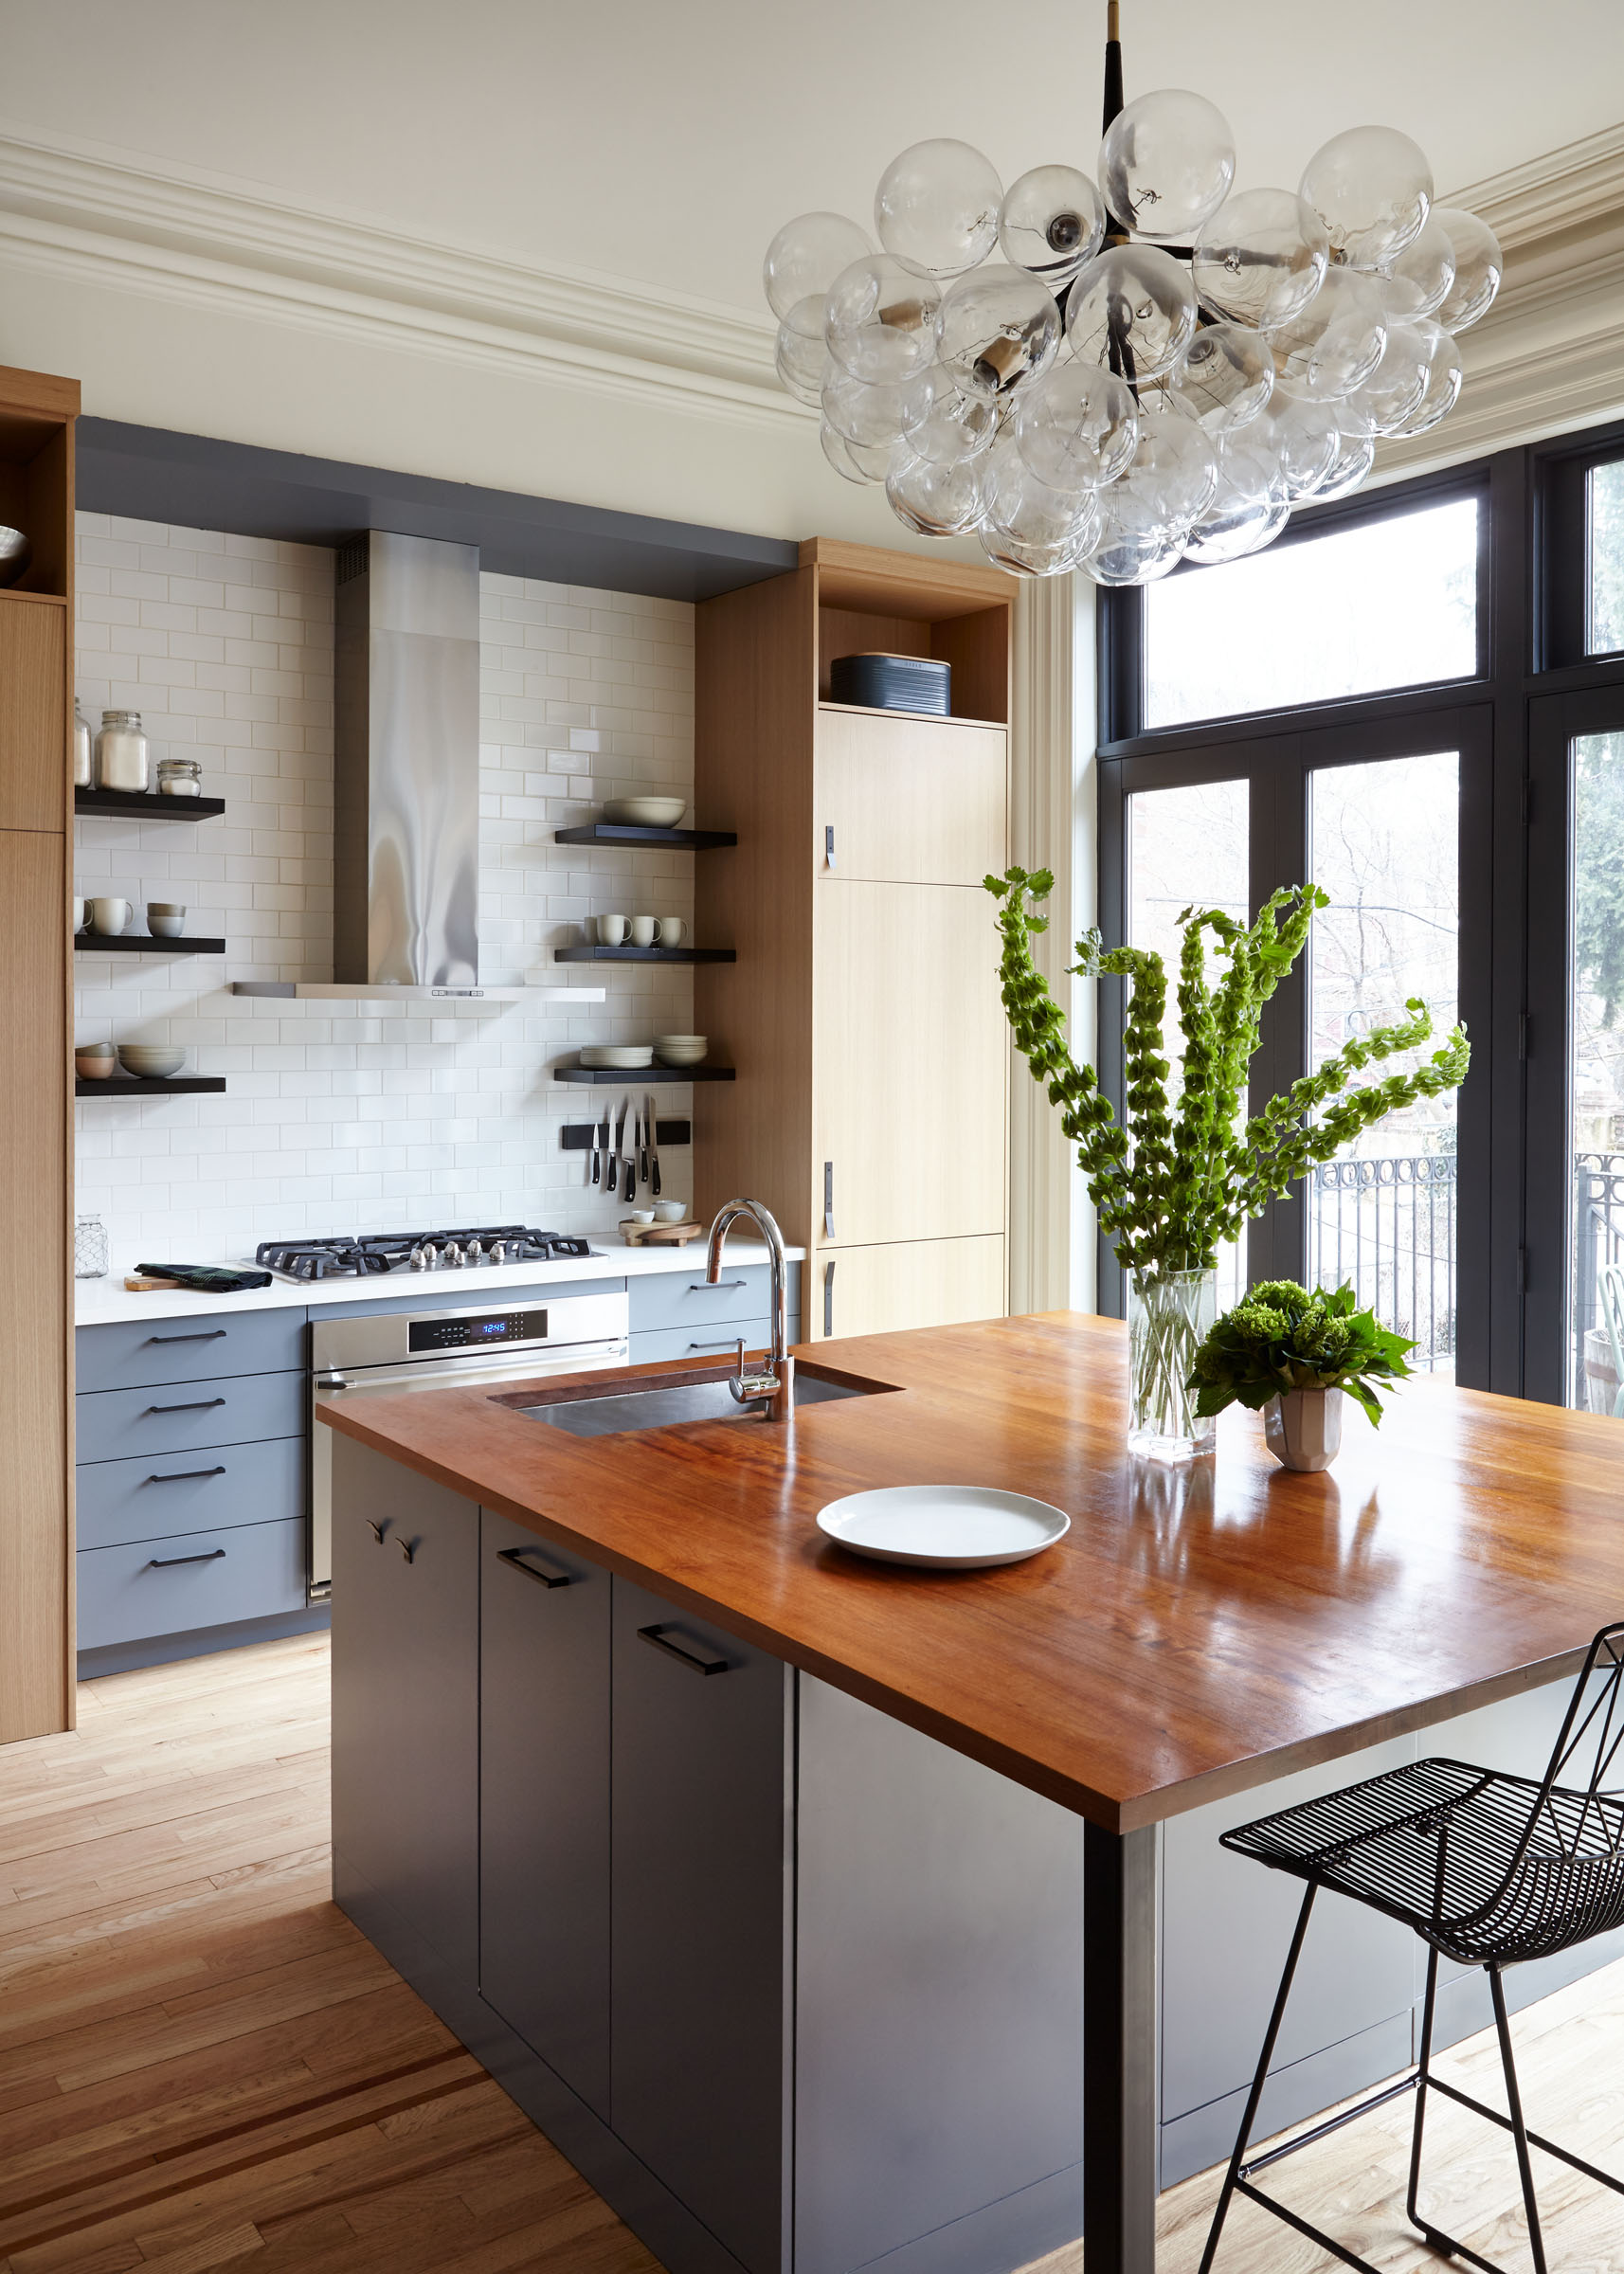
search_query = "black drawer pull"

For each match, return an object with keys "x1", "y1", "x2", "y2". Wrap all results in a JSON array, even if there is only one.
[
  {"x1": 145, "y1": 1466, "x2": 227, "y2": 1485},
  {"x1": 498, "y1": 1545, "x2": 570, "y2": 1589},
  {"x1": 638, "y1": 1622, "x2": 730, "y2": 1677},
  {"x1": 689, "y1": 1334, "x2": 749, "y2": 1350},
  {"x1": 688, "y1": 1280, "x2": 748, "y2": 1293},
  {"x1": 145, "y1": 1397, "x2": 227, "y2": 1415},
  {"x1": 146, "y1": 1547, "x2": 226, "y2": 1569},
  {"x1": 147, "y1": 1328, "x2": 228, "y2": 1345}
]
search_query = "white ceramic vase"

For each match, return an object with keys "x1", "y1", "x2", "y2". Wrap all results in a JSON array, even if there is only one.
[{"x1": 1264, "y1": 1386, "x2": 1344, "y2": 1471}]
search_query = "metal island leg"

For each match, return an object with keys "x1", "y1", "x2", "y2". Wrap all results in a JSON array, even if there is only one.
[{"x1": 1084, "y1": 1821, "x2": 1160, "y2": 2272}]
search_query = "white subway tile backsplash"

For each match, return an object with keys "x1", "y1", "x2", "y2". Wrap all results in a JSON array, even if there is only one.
[{"x1": 74, "y1": 520, "x2": 697, "y2": 1264}]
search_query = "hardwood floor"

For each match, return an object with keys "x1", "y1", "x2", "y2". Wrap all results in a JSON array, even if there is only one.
[{"x1": 2, "y1": 1634, "x2": 1619, "y2": 2272}]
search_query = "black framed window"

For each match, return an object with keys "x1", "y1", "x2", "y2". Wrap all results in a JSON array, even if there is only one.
[{"x1": 1098, "y1": 417, "x2": 1624, "y2": 1404}]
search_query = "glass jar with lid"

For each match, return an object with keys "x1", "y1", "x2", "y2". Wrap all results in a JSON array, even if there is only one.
[
  {"x1": 94, "y1": 711, "x2": 149, "y2": 793},
  {"x1": 73, "y1": 700, "x2": 92, "y2": 787},
  {"x1": 74, "y1": 1214, "x2": 109, "y2": 1280},
  {"x1": 155, "y1": 756, "x2": 203, "y2": 798}
]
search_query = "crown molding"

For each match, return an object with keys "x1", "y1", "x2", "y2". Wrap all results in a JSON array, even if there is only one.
[
  {"x1": 0, "y1": 125, "x2": 803, "y2": 428},
  {"x1": 1448, "y1": 121, "x2": 1624, "y2": 249}
]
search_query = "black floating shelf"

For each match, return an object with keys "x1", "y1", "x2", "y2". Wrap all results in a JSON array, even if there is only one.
[
  {"x1": 75, "y1": 934, "x2": 226, "y2": 956},
  {"x1": 75, "y1": 788, "x2": 226, "y2": 820},
  {"x1": 555, "y1": 1066, "x2": 734, "y2": 1084},
  {"x1": 552, "y1": 944, "x2": 736, "y2": 965},
  {"x1": 75, "y1": 1076, "x2": 227, "y2": 1096},
  {"x1": 553, "y1": 823, "x2": 736, "y2": 849}
]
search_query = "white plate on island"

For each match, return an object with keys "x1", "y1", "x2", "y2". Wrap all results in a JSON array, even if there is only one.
[{"x1": 816, "y1": 1485, "x2": 1071, "y2": 1570}]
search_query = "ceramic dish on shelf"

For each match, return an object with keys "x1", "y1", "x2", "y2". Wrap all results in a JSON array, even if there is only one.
[
  {"x1": 815, "y1": 1486, "x2": 1071, "y2": 1570},
  {"x1": 654, "y1": 1033, "x2": 708, "y2": 1065},
  {"x1": 74, "y1": 1043, "x2": 117, "y2": 1080},
  {"x1": 116, "y1": 1044, "x2": 187, "y2": 1078},
  {"x1": 604, "y1": 796, "x2": 686, "y2": 828},
  {"x1": 578, "y1": 1043, "x2": 654, "y2": 1070}
]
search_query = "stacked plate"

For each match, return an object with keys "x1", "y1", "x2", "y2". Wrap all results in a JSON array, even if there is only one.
[
  {"x1": 654, "y1": 1033, "x2": 708, "y2": 1066},
  {"x1": 604, "y1": 796, "x2": 686, "y2": 827},
  {"x1": 579, "y1": 1044, "x2": 654, "y2": 1070}
]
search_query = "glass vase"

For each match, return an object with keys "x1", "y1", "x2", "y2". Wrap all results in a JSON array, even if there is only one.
[{"x1": 1127, "y1": 1265, "x2": 1218, "y2": 1462}]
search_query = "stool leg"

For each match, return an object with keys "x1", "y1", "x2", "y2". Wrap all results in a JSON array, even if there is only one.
[
  {"x1": 1405, "y1": 1942, "x2": 1452, "y2": 2252},
  {"x1": 1197, "y1": 1882, "x2": 1316, "y2": 2274},
  {"x1": 1489, "y1": 1965, "x2": 1548, "y2": 2274}
]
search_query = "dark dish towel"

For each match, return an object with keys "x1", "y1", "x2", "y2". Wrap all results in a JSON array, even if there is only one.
[{"x1": 134, "y1": 1263, "x2": 273, "y2": 1293}]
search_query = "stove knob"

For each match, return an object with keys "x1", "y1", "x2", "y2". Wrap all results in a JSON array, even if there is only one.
[
  {"x1": 409, "y1": 1244, "x2": 428, "y2": 1271},
  {"x1": 452, "y1": 1243, "x2": 470, "y2": 1268},
  {"x1": 490, "y1": 1240, "x2": 507, "y2": 1267}
]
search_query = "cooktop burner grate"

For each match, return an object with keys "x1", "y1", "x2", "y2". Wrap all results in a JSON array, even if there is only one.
[{"x1": 255, "y1": 1225, "x2": 594, "y2": 1281}]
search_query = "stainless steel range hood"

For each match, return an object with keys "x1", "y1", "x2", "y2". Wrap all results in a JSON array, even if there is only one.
[{"x1": 233, "y1": 531, "x2": 596, "y2": 1005}]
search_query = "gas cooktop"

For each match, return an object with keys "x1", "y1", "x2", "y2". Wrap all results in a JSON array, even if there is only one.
[{"x1": 254, "y1": 1225, "x2": 595, "y2": 1283}]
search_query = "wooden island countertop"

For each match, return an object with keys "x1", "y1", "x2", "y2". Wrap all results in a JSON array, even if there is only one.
[{"x1": 317, "y1": 1309, "x2": 1624, "y2": 1833}]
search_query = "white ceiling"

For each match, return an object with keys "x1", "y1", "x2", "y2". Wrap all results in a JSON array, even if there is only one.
[{"x1": 4, "y1": 0, "x2": 1621, "y2": 316}]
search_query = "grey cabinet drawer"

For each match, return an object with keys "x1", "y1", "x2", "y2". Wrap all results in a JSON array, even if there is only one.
[
  {"x1": 77, "y1": 1517, "x2": 306, "y2": 1649},
  {"x1": 76, "y1": 1307, "x2": 307, "y2": 1393},
  {"x1": 75, "y1": 1436, "x2": 304, "y2": 1550},
  {"x1": 76, "y1": 1370, "x2": 305, "y2": 1466},
  {"x1": 628, "y1": 1261, "x2": 800, "y2": 1334},
  {"x1": 630, "y1": 1319, "x2": 773, "y2": 1365}
]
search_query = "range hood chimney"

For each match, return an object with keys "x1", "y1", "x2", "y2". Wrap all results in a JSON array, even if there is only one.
[
  {"x1": 334, "y1": 530, "x2": 480, "y2": 991},
  {"x1": 230, "y1": 529, "x2": 599, "y2": 1008}
]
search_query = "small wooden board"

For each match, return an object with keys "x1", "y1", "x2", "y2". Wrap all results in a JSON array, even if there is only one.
[{"x1": 619, "y1": 1220, "x2": 703, "y2": 1246}]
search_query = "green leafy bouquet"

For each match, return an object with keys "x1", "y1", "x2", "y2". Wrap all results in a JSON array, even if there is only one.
[
  {"x1": 1188, "y1": 1280, "x2": 1416, "y2": 1427},
  {"x1": 984, "y1": 866, "x2": 1468, "y2": 1446},
  {"x1": 985, "y1": 867, "x2": 1470, "y2": 1273}
]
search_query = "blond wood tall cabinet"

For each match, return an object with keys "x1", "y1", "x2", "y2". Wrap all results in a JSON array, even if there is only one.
[
  {"x1": 0, "y1": 366, "x2": 77, "y2": 1742},
  {"x1": 695, "y1": 539, "x2": 1013, "y2": 1341}
]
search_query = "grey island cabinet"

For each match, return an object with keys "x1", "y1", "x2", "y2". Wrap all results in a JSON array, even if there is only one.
[{"x1": 329, "y1": 1430, "x2": 1619, "y2": 2274}]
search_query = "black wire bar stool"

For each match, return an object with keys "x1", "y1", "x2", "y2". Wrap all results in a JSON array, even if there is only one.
[{"x1": 1199, "y1": 1621, "x2": 1624, "y2": 2274}]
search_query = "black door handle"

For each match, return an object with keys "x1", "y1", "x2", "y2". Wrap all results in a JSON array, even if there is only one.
[
  {"x1": 147, "y1": 1328, "x2": 227, "y2": 1345},
  {"x1": 146, "y1": 1547, "x2": 226, "y2": 1568},
  {"x1": 144, "y1": 1466, "x2": 227, "y2": 1485},
  {"x1": 368, "y1": 1520, "x2": 386, "y2": 1543},
  {"x1": 398, "y1": 1537, "x2": 416, "y2": 1564},
  {"x1": 690, "y1": 1280, "x2": 748, "y2": 1293},
  {"x1": 638, "y1": 1622, "x2": 731, "y2": 1676},
  {"x1": 145, "y1": 1398, "x2": 227, "y2": 1414},
  {"x1": 498, "y1": 1545, "x2": 570, "y2": 1589}
]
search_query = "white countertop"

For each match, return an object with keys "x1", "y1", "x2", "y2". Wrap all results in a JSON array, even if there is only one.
[{"x1": 74, "y1": 1240, "x2": 805, "y2": 1327}]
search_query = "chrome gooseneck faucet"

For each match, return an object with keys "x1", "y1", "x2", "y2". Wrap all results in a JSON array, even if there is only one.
[{"x1": 705, "y1": 1197, "x2": 794, "y2": 1422}]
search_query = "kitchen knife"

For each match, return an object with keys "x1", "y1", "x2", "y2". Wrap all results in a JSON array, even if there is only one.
[
  {"x1": 623, "y1": 1096, "x2": 638, "y2": 1202},
  {"x1": 589, "y1": 1106, "x2": 602, "y2": 1186},
  {"x1": 640, "y1": 1096, "x2": 651, "y2": 1187},
  {"x1": 599, "y1": 1103, "x2": 611, "y2": 1184},
  {"x1": 612, "y1": 1094, "x2": 627, "y2": 1199},
  {"x1": 646, "y1": 1092, "x2": 661, "y2": 1198}
]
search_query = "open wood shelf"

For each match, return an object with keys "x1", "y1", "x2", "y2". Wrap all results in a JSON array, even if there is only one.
[
  {"x1": 553, "y1": 823, "x2": 736, "y2": 849},
  {"x1": 75, "y1": 1076, "x2": 226, "y2": 1096},
  {"x1": 74, "y1": 788, "x2": 226, "y2": 820},
  {"x1": 555, "y1": 1066, "x2": 734, "y2": 1084},
  {"x1": 818, "y1": 698, "x2": 1006, "y2": 731},
  {"x1": 75, "y1": 934, "x2": 226, "y2": 956},
  {"x1": 553, "y1": 945, "x2": 736, "y2": 964}
]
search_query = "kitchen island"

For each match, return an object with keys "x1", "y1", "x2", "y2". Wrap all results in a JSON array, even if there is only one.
[{"x1": 319, "y1": 1311, "x2": 1624, "y2": 2274}]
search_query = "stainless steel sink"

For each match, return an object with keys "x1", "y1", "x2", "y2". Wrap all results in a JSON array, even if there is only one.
[{"x1": 512, "y1": 1369, "x2": 870, "y2": 1438}]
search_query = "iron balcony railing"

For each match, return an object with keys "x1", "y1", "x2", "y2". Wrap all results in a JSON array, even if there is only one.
[
  {"x1": 1309, "y1": 1152, "x2": 1458, "y2": 1373},
  {"x1": 1573, "y1": 1152, "x2": 1624, "y2": 1405}
]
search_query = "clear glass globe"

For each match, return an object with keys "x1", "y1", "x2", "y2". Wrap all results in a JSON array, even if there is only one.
[
  {"x1": 979, "y1": 525, "x2": 1078, "y2": 577},
  {"x1": 1252, "y1": 392, "x2": 1342, "y2": 498},
  {"x1": 998, "y1": 165, "x2": 1107, "y2": 285},
  {"x1": 1065, "y1": 244, "x2": 1198, "y2": 383},
  {"x1": 775, "y1": 300, "x2": 830, "y2": 406},
  {"x1": 1081, "y1": 501, "x2": 1188, "y2": 586},
  {"x1": 936, "y1": 264, "x2": 1062, "y2": 400},
  {"x1": 1433, "y1": 207, "x2": 1503, "y2": 332},
  {"x1": 907, "y1": 375, "x2": 1001, "y2": 466},
  {"x1": 1269, "y1": 267, "x2": 1386, "y2": 402},
  {"x1": 1382, "y1": 319, "x2": 1464, "y2": 438},
  {"x1": 1099, "y1": 89, "x2": 1236, "y2": 244},
  {"x1": 1300, "y1": 125, "x2": 1434, "y2": 268},
  {"x1": 1013, "y1": 363, "x2": 1138, "y2": 492},
  {"x1": 1104, "y1": 415, "x2": 1219, "y2": 541},
  {"x1": 824, "y1": 255, "x2": 943, "y2": 384},
  {"x1": 1316, "y1": 427, "x2": 1378, "y2": 502},
  {"x1": 821, "y1": 421, "x2": 869, "y2": 484},
  {"x1": 1192, "y1": 188, "x2": 1328, "y2": 331},
  {"x1": 1167, "y1": 320, "x2": 1273, "y2": 431},
  {"x1": 887, "y1": 447, "x2": 987, "y2": 536},
  {"x1": 1382, "y1": 211, "x2": 1456, "y2": 318},
  {"x1": 1342, "y1": 319, "x2": 1432, "y2": 435},
  {"x1": 763, "y1": 211, "x2": 874, "y2": 321},
  {"x1": 821, "y1": 366, "x2": 933, "y2": 450},
  {"x1": 982, "y1": 435, "x2": 1084, "y2": 548},
  {"x1": 875, "y1": 139, "x2": 1003, "y2": 280}
]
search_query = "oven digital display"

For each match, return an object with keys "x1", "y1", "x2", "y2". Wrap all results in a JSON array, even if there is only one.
[{"x1": 407, "y1": 1308, "x2": 548, "y2": 1352}]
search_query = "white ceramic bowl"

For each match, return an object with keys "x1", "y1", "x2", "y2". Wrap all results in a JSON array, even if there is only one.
[
  {"x1": 148, "y1": 914, "x2": 187, "y2": 939},
  {"x1": 117, "y1": 1044, "x2": 187, "y2": 1078},
  {"x1": 629, "y1": 1208, "x2": 657, "y2": 1225},
  {"x1": 654, "y1": 1035, "x2": 706, "y2": 1049},
  {"x1": 579, "y1": 1044, "x2": 654, "y2": 1069},
  {"x1": 654, "y1": 1200, "x2": 688, "y2": 1223},
  {"x1": 604, "y1": 796, "x2": 686, "y2": 828}
]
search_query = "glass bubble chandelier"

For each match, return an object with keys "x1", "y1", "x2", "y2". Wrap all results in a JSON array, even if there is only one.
[{"x1": 763, "y1": 1, "x2": 1503, "y2": 582}]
